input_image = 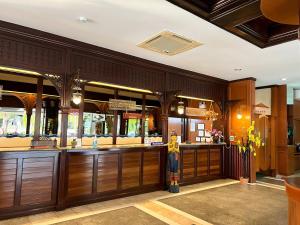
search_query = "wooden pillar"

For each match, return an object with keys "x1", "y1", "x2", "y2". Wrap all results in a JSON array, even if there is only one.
[
  {"x1": 228, "y1": 78, "x2": 256, "y2": 183},
  {"x1": 13, "y1": 93, "x2": 38, "y2": 136},
  {"x1": 77, "y1": 84, "x2": 85, "y2": 139},
  {"x1": 157, "y1": 91, "x2": 178, "y2": 144},
  {"x1": 113, "y1": 90, "x2": 118, "y2": 145},
  {"x1": 141, "y1": 94, "x2": 146, "y2": 144},
  {"x1": 34, "y1": 77, "x2": 43, "y2": 140},
  {"x1": 59, "y1": 73, "x2": 74, "y2": 147},
  {"x1": 26, "y1": 113, "x2": 32, "y2": 136},
  {"x1": 272, "y1": 85, "x2": 289, "y2": 175}
]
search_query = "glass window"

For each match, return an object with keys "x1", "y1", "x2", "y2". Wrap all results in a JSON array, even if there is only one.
[
  {"x1": 126, "y1": 119, "x2": 141, "y2": 137},
  {"x1": 0, "y1": 107, "x2": 44, "y2": 136},
  {"x1": 0, "y1": 108, "x2": 26, "y2": 136}
]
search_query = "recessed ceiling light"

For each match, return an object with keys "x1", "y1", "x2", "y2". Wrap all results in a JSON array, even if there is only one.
[
  {"x1": 79, "y1": 16, "x2": 88, "y2": 23},
  {"x1": 281, "y1": 78, "x2": 287, "y2": 81}
]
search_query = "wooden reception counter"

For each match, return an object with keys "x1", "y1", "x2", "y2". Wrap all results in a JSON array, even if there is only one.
[
  {"x1": 0, "y1": 143, "x2": 225, "y2": 219},
  {"x1": 285, "y1": 177, "x2": 300, "y2": 225}
]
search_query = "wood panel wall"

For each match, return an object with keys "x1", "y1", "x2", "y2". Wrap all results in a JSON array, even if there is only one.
[
  {"x1": 0, "y1": 143, "x2": 233, "y2": 220},
  {"x1": 62, "y1": 147, "x2": 165, "y2": 207},
  {"x1": 0, "y1": 20, "x2": 227, "y2": 101},
  {"x1": 228, "y1": 78, "x2": 256, "y2": 182},
  {"x1": 0, "y1": 151, "x2": 59, "y2": 219},
  {"x1": 179, "y1": 145, "x2": 223, "y2": 185},
  {"x1": 271, "y1": 85, "x2": 290, "y2": 175}
]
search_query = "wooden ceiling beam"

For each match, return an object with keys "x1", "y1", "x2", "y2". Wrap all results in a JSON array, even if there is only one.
[
  {"x1": 167, "y1": 0, "x2": 298, "y2": 48},
  {"x1": 210, "y1": 1, "x2": 262, "y2": 27}
]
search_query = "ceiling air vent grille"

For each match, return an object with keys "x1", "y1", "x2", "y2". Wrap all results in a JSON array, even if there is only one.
[{"x1": 138, "y1": 31, "x2": 201, "y2": 56}]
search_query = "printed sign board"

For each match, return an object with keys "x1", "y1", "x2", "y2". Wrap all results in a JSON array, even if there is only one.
[
  {"x1": 109, "y1": 99, "x2": 136, "y2": 111},
  {"x1": 185, "y1": 107, "x2": 206, "y2": 117},
  {"x1": 123, "y1": 112, "x2": 143, "y2": 119}
]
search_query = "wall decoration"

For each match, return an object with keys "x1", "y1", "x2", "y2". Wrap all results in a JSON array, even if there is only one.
[
  {"x1": 197, "y1": 123, "x2": 205, "y2": 130},
  {"x1": 198, "y1": 130, "x2": 204, "y2": 137}
]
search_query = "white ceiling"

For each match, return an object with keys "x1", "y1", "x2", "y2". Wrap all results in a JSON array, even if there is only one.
[{"x1": 0, "y1": 0, "x2": 299, "y2": 87}]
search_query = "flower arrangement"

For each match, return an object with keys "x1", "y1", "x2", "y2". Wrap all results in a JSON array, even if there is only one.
[
  {"x1": 211, "y1": 129, "x2": 224, "y2": 143},
  {"x1": 237, "y1": 121, "x2": 263, "y2": 180}
]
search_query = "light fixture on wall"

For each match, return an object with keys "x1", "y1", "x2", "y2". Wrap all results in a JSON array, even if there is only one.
[
  {"x1": 177, "y1": 100, "x2": 185, "y2": 115},
  {"x1": 199, "y1": 101, "x2": 206, "y2": 109},
  {"x1": 72, "y1": 70, "x2": 82, "y2": 105},
  {"x1": 237, "y1": 106, "x2": 243, "y2": 120}
]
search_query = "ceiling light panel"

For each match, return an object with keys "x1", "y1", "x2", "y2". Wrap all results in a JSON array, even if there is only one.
[{"x1": 138, "y1": 31, "x2": 201, "y2": 56}]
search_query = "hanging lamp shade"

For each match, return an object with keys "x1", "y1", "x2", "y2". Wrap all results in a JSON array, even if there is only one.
[{"x1": 260, "y1": 0, "x2": 300, "y2": 25}]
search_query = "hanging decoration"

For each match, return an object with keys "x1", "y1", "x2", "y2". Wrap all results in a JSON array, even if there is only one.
[
  {"x1": 72, "y1": 70, "x2": 82, "y2": 105},
  {"x1": 206, "y1": 102, "x2": 218, "y2": 121},
  {"x1": 177, "y1": 100, "x2": 185, "y2": 115}
]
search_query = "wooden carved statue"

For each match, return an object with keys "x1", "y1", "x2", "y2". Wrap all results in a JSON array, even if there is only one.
[{"x1": 168, "y1": 131, "x2": 180, "y2": 193}]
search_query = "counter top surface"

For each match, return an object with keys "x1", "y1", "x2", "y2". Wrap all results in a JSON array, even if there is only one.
[{"x1": 0, "y1": 142, "x2": 225, "y2": 152}]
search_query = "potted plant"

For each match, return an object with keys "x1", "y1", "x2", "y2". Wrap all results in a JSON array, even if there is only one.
[
  {"x1": 237, "y1": 121, "x2": 262, "y2": 184},
  {"x1": 211, "y1": 129, "x2": 224, "y2": 143}
]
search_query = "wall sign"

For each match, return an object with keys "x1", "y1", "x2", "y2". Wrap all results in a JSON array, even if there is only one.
[
  {"x1": 123, "y1": 112, "x2": 143, "y2": 119},
  {"x1": 109, "y1": 99, "x2": 136, "y2": 111},
  {"x1": 185, "y1": 107, "x2": 206, "y2": 117},
  {"x1": 255, "y1": 88, "x2": 271, "y2": 115}
]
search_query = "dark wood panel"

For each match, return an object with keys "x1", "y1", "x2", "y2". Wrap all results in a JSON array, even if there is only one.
[
  {"x1": 71, "y1": 52, "x2": 166, "y2": 92},
  {"x1": 182, "y1": 149, "x2": 195, "y2": 179},
  {"x1": 209, "y1": 148, "x2": 221, "y2": 175},
  {"x1": 67, "y1": 155, "x2": 94, "y2": 198},
  {"x1": 97, "y1": 153, "x2": 119, "y2": 192},
  {"x1": 20, "y1": 157, "x2": 54, "y2": 205},
  {"x1": 0, "y1": 34, "x2": 65, "y2": 74},
  {"x1": 167, "y1": 72, "x2": 226, "y2": 101},
  {"x1": 167, "y1": 0, "x2": 298, "y2": 48},
  {"x1": 121, "y1": 152, "x2": 141, "y2": 189},
  {"x1": 0, "y1": 158, "x2": 17, "y2": 209},
  {"x1": 143, "y1": 151, "x2": 160, "y2": 185},
  {"x1": 0, "y1": 20, "x2": 228, "y2": 101},
  {"x1": 197, "y1": 149, "x2": 208, "y2": 176}
]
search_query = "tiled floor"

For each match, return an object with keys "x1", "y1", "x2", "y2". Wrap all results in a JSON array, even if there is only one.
[{"x1": 0, "y1": 179, "x2": 288, "y2": 225}]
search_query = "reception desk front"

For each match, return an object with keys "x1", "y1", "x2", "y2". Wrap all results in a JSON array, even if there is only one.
[{"x1": 0, "y1": 143, "x2": 225, "y2": 219}]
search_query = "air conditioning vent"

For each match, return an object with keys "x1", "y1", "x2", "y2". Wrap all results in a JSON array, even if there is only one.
[{"x1": 138, "y1": 31, "x2": 202, "y2": 56}]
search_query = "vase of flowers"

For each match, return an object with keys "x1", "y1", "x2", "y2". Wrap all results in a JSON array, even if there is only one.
[
  {"x1": 211, "y1": 129, "x2": 224, "y2": 143},
  {"x1": 237, "y1": 121, "x2": 262, "y2": 184}
]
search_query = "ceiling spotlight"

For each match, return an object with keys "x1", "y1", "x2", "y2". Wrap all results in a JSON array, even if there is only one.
[
  {"x1": 79, "y1": 16, "x2": 88, "y2": 23},
  {"x1": 281, "y1": 78, "x2": 287, "y2": 81}
]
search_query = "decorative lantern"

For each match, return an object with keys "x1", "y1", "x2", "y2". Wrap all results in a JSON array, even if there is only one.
[
  {"x1": 177, "y1": 101, "x2": 185, "y2": 115},
  {"x1": 72, "y1": 70, "x2": 82, "y2": 105}
]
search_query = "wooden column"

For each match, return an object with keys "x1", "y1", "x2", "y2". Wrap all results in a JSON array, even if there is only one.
[
  {"x1": 13, "y1": 93, "x2": 38, "y2": 136},
  {"x1": 141, "y1": 94, "x2": 146, "y2": 144},
  {"x1": 77, "y1": 84, "x2": 85, "y2": 139},
  {"x1": 272, "y1": 85, "x2": 289, "y2": 175},
  {"x1": 33, "y1": 77, "x2": 44, "y2": 140},
  {"x1": 157, "y1": 91, "x2": 178, "y2": 144},
  {"x1": 113, "y1": 90, "x2": 118, "y2": 145},
  {"x1": 228, "y1": 78, "x2": 256, "y2": 183}
]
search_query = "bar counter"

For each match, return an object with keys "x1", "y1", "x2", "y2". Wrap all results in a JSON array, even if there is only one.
[{"x1": 0, "y1": 143, "x2": 225, "y2": 219}]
